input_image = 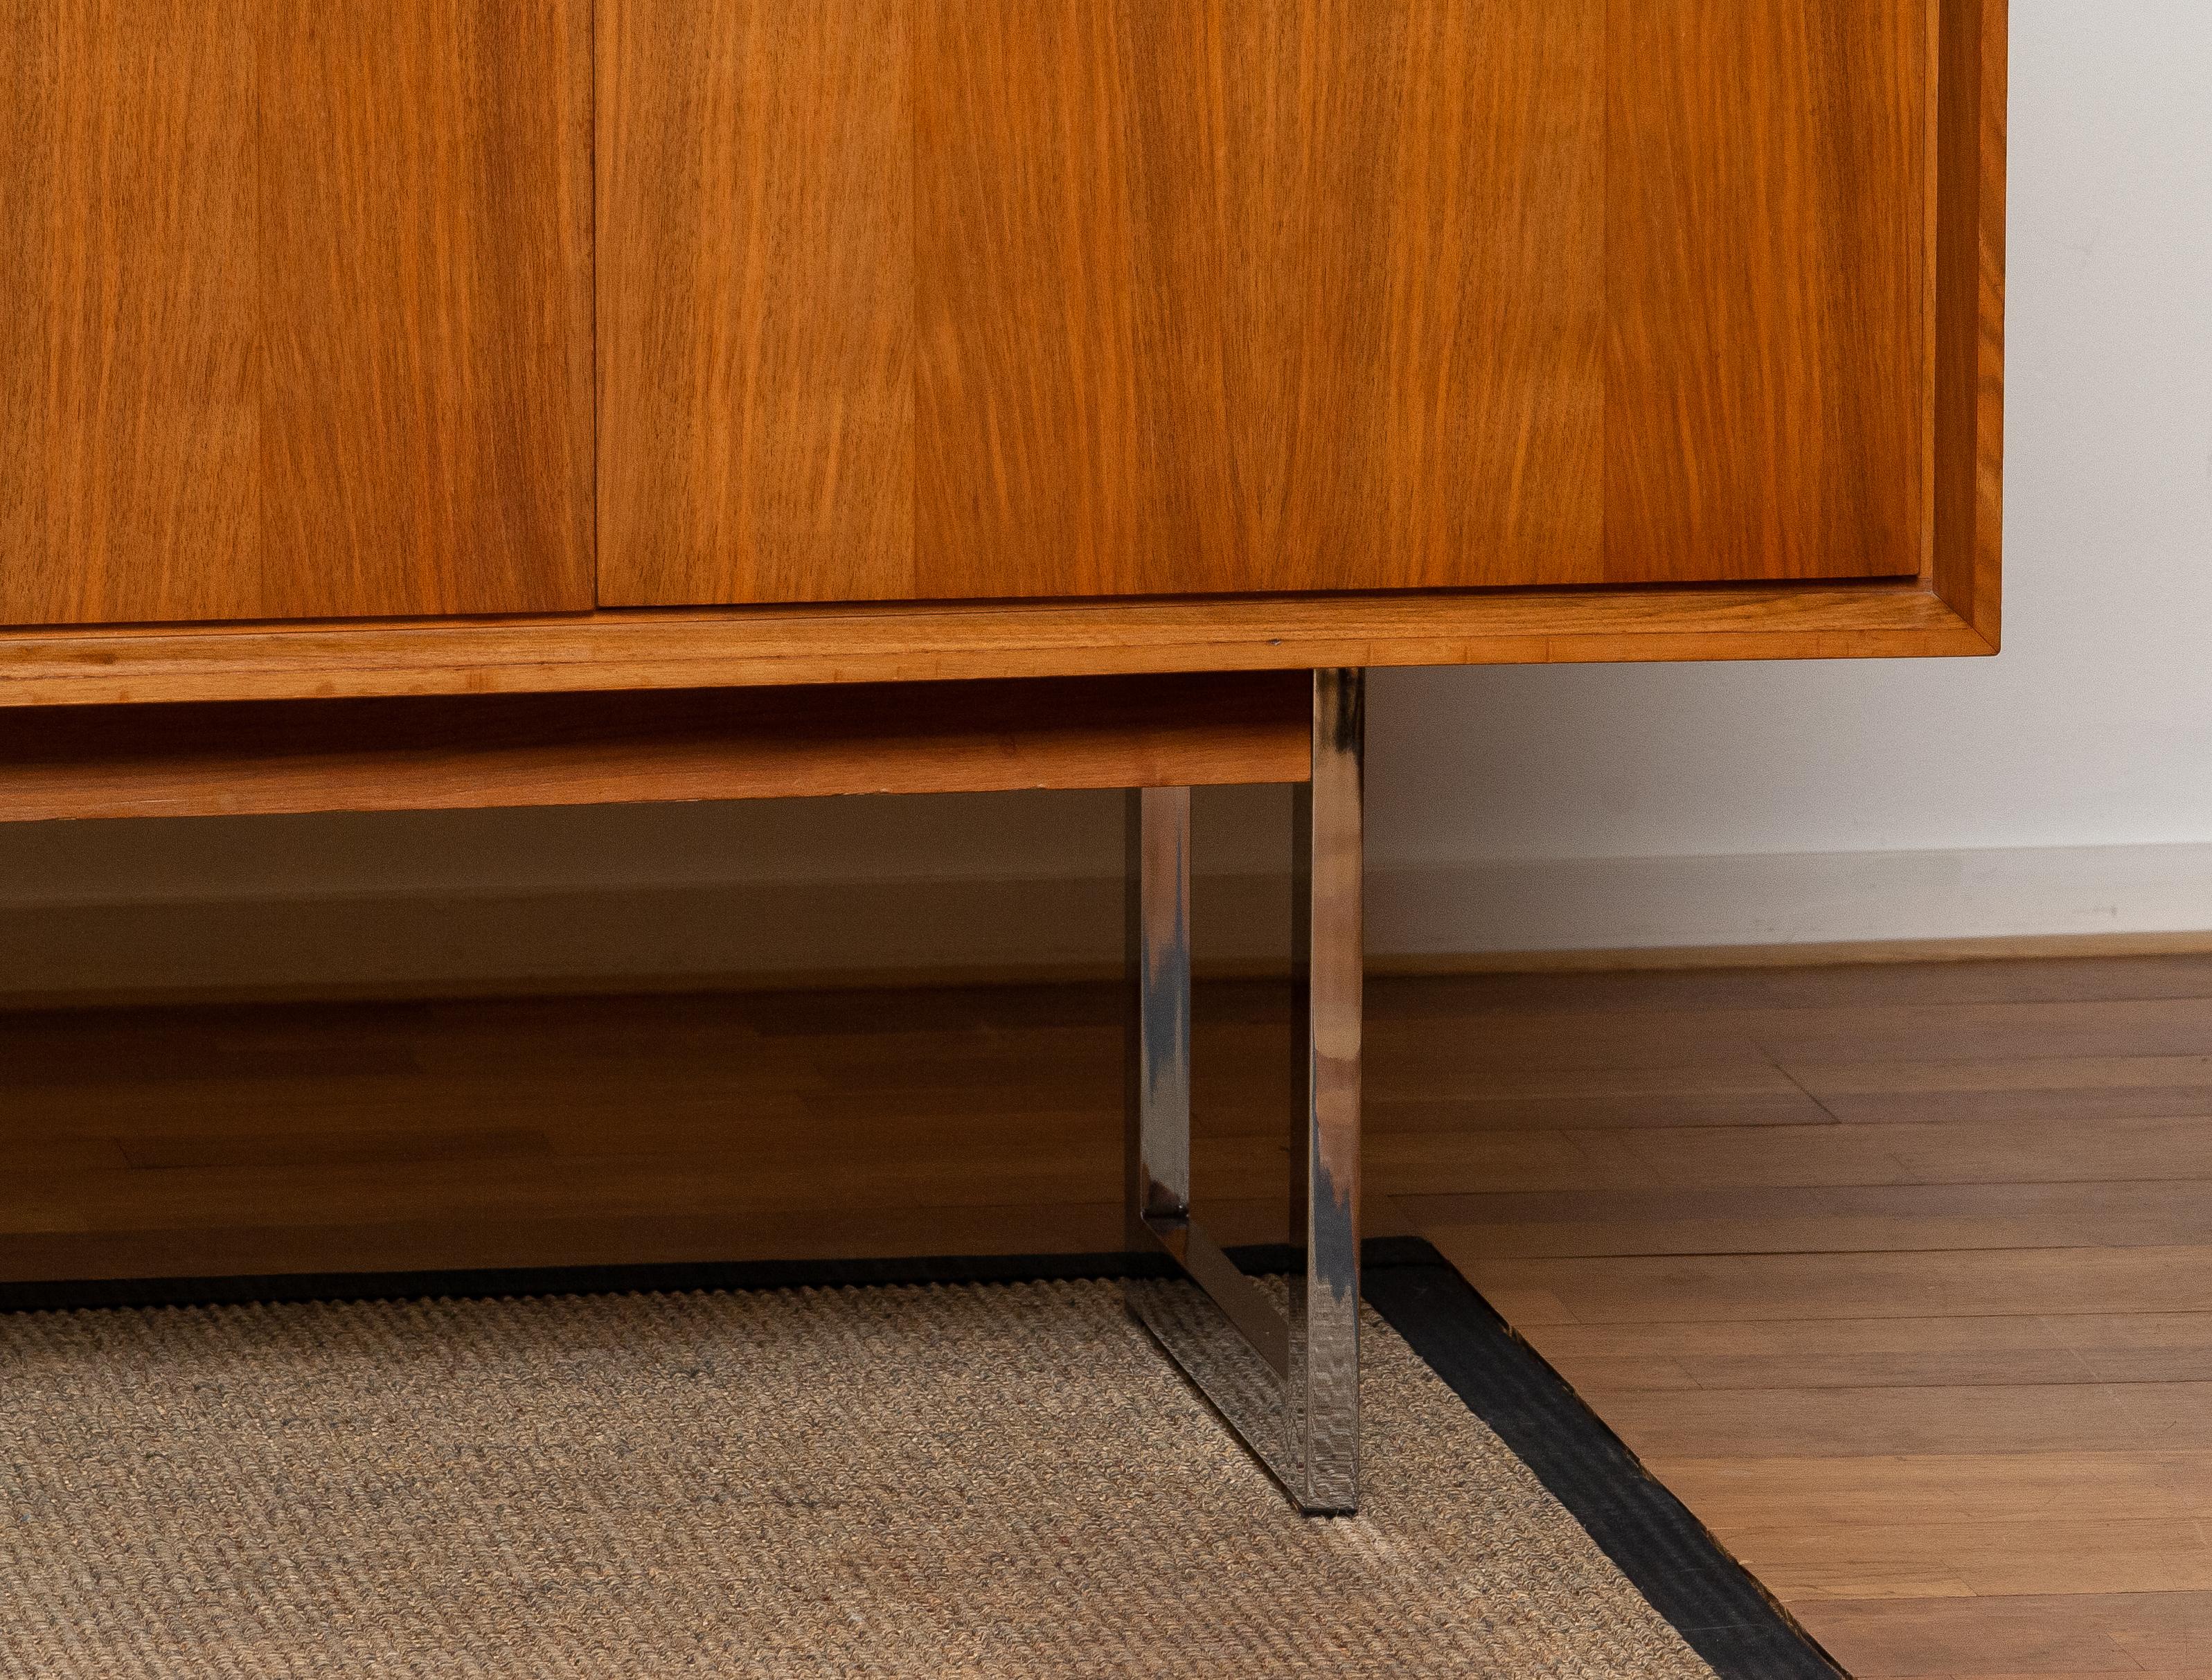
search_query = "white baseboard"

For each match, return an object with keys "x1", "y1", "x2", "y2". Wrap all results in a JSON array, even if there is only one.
[
  {"x1": 1368, "y1": 841, "x2": 2212, "y2": 957},
  {"x1": 3, "y1": 841, "x2": 2207, "y2": 1006}
]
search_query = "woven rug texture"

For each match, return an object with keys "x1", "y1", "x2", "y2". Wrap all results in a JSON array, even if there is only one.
[{"x1": 0, "y1": 1278, "x2": 1720, "y2": 1678}]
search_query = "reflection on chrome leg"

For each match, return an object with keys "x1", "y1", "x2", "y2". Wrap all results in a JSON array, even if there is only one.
[{"x1": 1125, "y1": 668, "x2": 1364, "y2": 1514}]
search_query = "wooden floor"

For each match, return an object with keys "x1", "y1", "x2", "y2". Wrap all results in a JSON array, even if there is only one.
[{"x1": 6, "y1": 955, "x2": 2212, "y2": 1678}]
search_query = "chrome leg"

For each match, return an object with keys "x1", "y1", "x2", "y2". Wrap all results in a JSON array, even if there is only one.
[
  {"x1": 1125, "y1": 668, "x2": 1365, "y2": 1514},
  {"x1": 1126, "y1": 785, "x2": 1192, "y2": 1244},
  {"x1": 1291, "y1": 666, "x2": 1364, "y2": 1510}
]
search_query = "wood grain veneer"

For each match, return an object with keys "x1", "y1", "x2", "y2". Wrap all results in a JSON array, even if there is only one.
[
  {"x1": 600, "y1": 0, "x2": 1970, "y2": 609},
  {"x1": 0, "y1": 673, "x2": 1312, "y2": 822},
  {"x1": 1605, "y1": 0, "x2": 1931, "y2": 584},
  {"x1": 0, "y1": 1, "x2": 258, "y2": 626},
  {"x1": 596, "y1": 0, "x2": 914, "y2": 607},
  {"x1": 909, "y1": 0, "x2": 1605, "y2": 600},
  {"x1": 0, "y1": 0, "x2": 594, "y2": 626}
]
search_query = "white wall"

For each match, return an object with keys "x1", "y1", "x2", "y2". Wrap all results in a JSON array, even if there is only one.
[{"x1": 3, "y1": 0, "x2": 2208, "y2": 1001}]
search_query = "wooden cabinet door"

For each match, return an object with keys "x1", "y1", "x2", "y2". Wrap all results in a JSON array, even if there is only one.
[
  {"x1": 0, "y1": 1, "x2": 594, "y2": 627},
  {"x1": 599, "y1": 0, "x2": 1938, "y2": 609}
]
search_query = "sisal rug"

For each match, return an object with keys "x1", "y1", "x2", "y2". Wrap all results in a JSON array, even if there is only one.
[{"x1": 0, "y1": 1245, "x2": 1835, "y2": 1678}]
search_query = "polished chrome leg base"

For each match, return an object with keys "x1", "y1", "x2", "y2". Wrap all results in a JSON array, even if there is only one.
[{"x1": 1124, "y1": 669, "x2": 1365, "y2": 1515}]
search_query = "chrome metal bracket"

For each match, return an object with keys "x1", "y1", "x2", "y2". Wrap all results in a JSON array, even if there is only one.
[{"x1": 1124, "y1": 668, "x2": 1364, "y2": 1514}]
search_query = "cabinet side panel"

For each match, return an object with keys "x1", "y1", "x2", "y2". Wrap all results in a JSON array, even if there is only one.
[
  {"x1": 915, "y1": 0, "x2": 1605, "y2": 600},
  {"x1": 596, "y1": 0, "x2": 916, "y2": 607},
  {"x1": 1605, "y1": 0, "x2": 1931, "y2": 582},
  {"x1": 1, "y1": 1, "x2": 262, "y2": 625},
  {"x1": 258, "y1": 0, "x2": 596, "y2": 618},
  {"x1": 1932, "y1": 0, "x2": 2004, "y2": 645}
]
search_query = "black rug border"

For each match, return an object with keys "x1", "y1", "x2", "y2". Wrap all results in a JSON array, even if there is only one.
[
  {"x1": 1, "y1": 1237, "x2": 1841, "y2": 1679},
  {"x1": 1357, "y1": 1252, "x2": 1846, "y2": 1680}
]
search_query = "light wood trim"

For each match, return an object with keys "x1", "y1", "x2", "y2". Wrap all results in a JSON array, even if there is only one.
[
  {"x1": 0, "y1": 672, "x2": 1311, "y2": 823},
  {"x1": 0, "y1": 582, "x2": 1989, "y2": 709}
]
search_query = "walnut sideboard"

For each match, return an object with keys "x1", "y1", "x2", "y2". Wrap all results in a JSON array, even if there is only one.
[{"x1": 0, "y1": 0, "x2": 2006, "y2": 1512}]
